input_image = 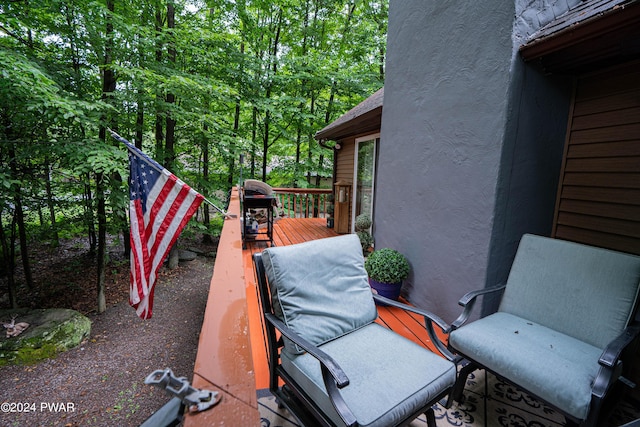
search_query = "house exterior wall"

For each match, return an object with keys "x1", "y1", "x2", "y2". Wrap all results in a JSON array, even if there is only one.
[
  {"x1": 335, "y1": 137, "x2": 356, "y2": 184},
  {"x1": 552, "y1": 62, "x2": 640, "y2": 256},
  {"x1": 335, "y1": 137, "x2": 356, "y2": 233},
  {"x1": 375, "y1": 0, "x2": 576, "y2": 322},
  {"x1": 334, "y1": 130, "x2": 382, "y2": 233}
]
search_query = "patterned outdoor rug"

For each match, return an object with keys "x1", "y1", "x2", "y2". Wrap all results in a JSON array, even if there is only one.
[{"x1": 258, "y1": 368, "x2": 640, "y2": 427}]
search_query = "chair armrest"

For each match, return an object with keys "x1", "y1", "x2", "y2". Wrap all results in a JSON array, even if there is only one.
[
  {"x1": 599, "y1": 321, "x2": 640, "y2": 368},
  {"x1": 265, "y1": 312, "x2": 358, "y2": 426},
  {"x1": 591, "y1": 321, "x2": 640, "y2": 400},
  {"x1": 449, "y1": 283, "x2": 506, "y2": 331},
  {"x1": 265, "y1": 313, "x2": 350, "y2": 387},
  {"x1": 372, "y1": 294, "x2": 454, "y2": 360}
]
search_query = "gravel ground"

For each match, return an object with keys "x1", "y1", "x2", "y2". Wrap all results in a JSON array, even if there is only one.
[{"x1": 0, "y1": 250, "x2": 214, "y2": 427}]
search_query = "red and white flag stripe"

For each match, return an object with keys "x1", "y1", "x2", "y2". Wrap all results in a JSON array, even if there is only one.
[{"x1": 127, "y1": 143, "x2": 203, "y2": 319}]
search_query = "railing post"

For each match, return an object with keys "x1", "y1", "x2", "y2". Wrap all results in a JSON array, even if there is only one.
[
  {"x1": 305, "y1": 194, "x2": 310, "y2": 218},
  {"x1": 271, "y1": 188, "x2": 332, "y2": 219}
]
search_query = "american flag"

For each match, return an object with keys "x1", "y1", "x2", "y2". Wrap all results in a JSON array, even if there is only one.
[{"x1": 126, "y1": 142, "x2": 204, "y2": 319}]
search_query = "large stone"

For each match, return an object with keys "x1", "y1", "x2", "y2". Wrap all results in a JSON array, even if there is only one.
[
  {"x1": 0, "y1": 308, "x2": 91, "y2": 366},
  {"x1": 168, "y1": 246, "x2": 180, "y2": 269},
  {"x1": 178, "y1": 249, "x2": 198, "y2": 261}
]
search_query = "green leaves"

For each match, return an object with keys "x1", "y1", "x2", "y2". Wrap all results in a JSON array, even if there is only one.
[
  {"x1": 63, "y1": 141, "x2": 127, "y2": 177},
  {"x1": 0, "y1": 0, "x2": 387, "y2": 238},
  {"x1": 365, "y1": 248, "x2": 411, "y2": 284}
]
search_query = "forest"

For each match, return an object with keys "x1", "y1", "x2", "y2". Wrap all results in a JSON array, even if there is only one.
[{"x1": 0, "y1": 0, "x2": 387, "y2": 312}]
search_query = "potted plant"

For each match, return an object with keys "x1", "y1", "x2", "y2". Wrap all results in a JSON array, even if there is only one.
[
  {"x1": 364, "y1": 248, "x2": 410, "y2": 302},
  {"x1": 354, "y1": 214, "x2": 373, "y2": 255},
  {"x1": 326, "y1": 194, "x2": 335, "y2": 228},
  {"x1": 355, "y1": 213, "x2": 372, "y2": 231}
]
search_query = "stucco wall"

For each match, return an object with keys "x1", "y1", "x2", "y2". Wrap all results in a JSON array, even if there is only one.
[{"x1": 375, "y1": 0, "x2": 573, "y2": 322}]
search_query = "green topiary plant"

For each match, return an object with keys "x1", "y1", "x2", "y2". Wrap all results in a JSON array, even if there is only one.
[
  {"x1": 354, "y1": 214, "x2": 373, "y2": 255},
  {"x1": 356, "y1": 231, "x2": 374, "y2": 255},
  {"x1": 364, "y1": 248, "x2": 410, "y2": 284},
  {"x1": 354, "y1": 214, "x2": 372, "y2": 232}
]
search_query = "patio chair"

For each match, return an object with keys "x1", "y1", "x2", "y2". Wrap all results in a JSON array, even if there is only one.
[
  {"x1": 253, "y1": 234, "x2": 456, "y2": 427},
  {"x1": 448, "y1": 234, "x2": 640, "y2": 427}
]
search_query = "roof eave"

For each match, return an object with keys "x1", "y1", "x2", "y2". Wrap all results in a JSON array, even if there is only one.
[
  {"x1": 520, "y1": 1, "x2": 640, "y2": 74},
  {"x1": 315, "y1": 106, "x2": 383, "y2": 142},
  {"x1": 315, "y1": 88, "x2": 384, "y2": 142}
]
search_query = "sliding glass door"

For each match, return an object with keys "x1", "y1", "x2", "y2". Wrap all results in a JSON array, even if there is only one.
[{"x1": 352, "y1": 134, "x2": 378, "y2": 232}]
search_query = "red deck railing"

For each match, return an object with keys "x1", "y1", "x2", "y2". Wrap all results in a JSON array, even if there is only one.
[
  {"x1": 272, "y1": 187, "x2": 332, "y2": 218},
  {"x1": 185, "y1": 188, "x2": 259, "y2": 425}
]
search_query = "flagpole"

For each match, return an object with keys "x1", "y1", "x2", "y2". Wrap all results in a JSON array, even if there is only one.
[{"x1": 108, "y1": 128, "x2": 237, "y2": 219}]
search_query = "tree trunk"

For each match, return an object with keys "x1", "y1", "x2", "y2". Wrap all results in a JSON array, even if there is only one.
[
  {"x1": 262, "y1": 112, "x2": 270, "y2": 182},
  {"x1": 295, "y1": 127, "x2": 301, "y2": 188},
  {"x1": 0, "y1": 208, "x2": 18, "y2": 308},
  {"x1": 299, "y1": 0, "x2": 310, "y2": 188},
  {"x1": 227, "y1": 98, "x2": 241, "y2": 186},
  {"x1": 165, "y1": 2, "x2": 176, "y2": 170},
  {"x1": 251, "y1": 107, "x2": 257, "y2": 179},
  {"x1": 84, "y1": 175, "x2": 97, "y2": 256},
  {"x1": 95, "y1": 0, "x2": 116, "y2": 314},
  {"x1": 8, "y1": 143, "x2": 33, "y2": 289},
  {"x1": 155, "y1": 114, "x2": 164, "y2": 159},
  {"x1": 96, "y1": 172, "x2": 107, "y2": 313},
  {"x1": 202, "y1": 124, "x2": 213, "y2": 244},
  {"x1": 227, "y1": 36, "x2": 244, "y2": 187},
  {"x1": 45, "y1": 160, "x2": 59, "y2": 245},
  {"x1": 154, "y1": 5, "x2": 164, "y2": 159},
  {"x1": 261, "y1": 7, "x2": 282, "y2": 182},
  {"x1": 135, "y1": 91, "x2": 144, "y2": 149}
]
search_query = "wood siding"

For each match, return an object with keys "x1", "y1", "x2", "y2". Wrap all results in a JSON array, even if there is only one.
[
  {"x1": 335, "y1": 136, "x2": 356, "y2": 183},
  {"x1": 335, "y1": 137, "x2": 356, "y2": 231},
  {"x1": 552, "y1": 62, "x2": 640, "y2": 256}
]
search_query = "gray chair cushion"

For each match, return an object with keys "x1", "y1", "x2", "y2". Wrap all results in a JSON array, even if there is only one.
[
  {"x1": 449, "y1": 312, "x2": 602, "y2": 420},
  {"x1": 499, "y1": 234, "x2": 640, "y2": 349},
  {"x1": 261, "y1": 234, "x2": 377, "y2": 355},
  {"x1": 281, "y1": 323, "x2": 456, "y2": 427}
]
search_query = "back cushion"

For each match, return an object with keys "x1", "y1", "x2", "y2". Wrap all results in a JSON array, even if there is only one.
[
  {"x1": 499, "y1": 234, "x2": 640, "y2": 349},
  {"x1": 262, "y1": 234, "x2": 377, "y2": 355}
]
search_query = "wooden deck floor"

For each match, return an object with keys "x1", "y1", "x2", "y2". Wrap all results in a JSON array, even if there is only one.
[{"x1": 185, "y1": 189, "x2": 448, "y2": 426}]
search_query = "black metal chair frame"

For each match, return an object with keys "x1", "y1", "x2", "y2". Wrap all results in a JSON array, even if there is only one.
[
  {"x1": 447, "y1": 284, "x2": 640, "y2": 427},
  {"x1": 253, "y1": 252, "x2": 455, "y2": 427}
]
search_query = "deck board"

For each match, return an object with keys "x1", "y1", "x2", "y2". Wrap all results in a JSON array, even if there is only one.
[{"x1": 376, "y1": 305, "x2": 449, "y2": 355}]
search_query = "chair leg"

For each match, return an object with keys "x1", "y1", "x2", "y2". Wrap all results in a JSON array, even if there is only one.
[
  {"x1": 425, "y1": 406, "x2": 436, "y2": 427},
  {"x1": 451, "y1": 361, "x2": 476, "y2": 403}
]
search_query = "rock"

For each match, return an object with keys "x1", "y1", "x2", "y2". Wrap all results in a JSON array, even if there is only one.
[
  {"x1": 178, "y1": 249, "x2": 198, "y2": 262},
  {"x1": 168, "y1": 246, "x2": 180, "y2": 269},
  {"x1": 187, "y1": 247, "x2": 206, "y2": 255},
  {"x1": 0, "y1": 308, "x2": 91, "y2": 366}
]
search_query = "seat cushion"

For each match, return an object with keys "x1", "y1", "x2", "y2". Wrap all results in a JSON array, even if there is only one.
[
  {"x1": 500, "y1": 234, "x2": 640, "y2": 349},
  {"x1": 449, "y1": 312, "x2": 603, "y2": 420},
  {"x1": 261, "y1": 234, "x2": 377, "y2": 355},
  {"x1": 281, "y1": 323, "x2": 456, "y2": 427}
]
